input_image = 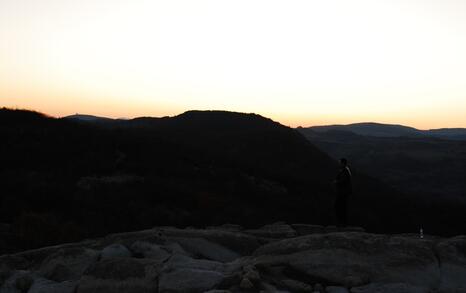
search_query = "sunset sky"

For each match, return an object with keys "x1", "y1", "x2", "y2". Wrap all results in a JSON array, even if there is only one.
[{"x1": 1, "y1": 0, "x2": 466, "y2": 128}]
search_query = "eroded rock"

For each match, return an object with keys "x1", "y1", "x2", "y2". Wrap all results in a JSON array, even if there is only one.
[
  {"x1": 280, "y1": 278, "x2": 313, "y2": 292},
  {"x1": 326, "y1": 286, "x2": 350, "y2": 293},
  {"x1": 436, "y1": 236, "x2": 466, "y2": 291},
  {"x1": 291, "y1": 224, "x2": 325, "y2": 236},
  {"x1": 100, "y1": 244, "x2": 131, "y2": 259},
  {"x1": 254, "y1": 233, "x2": 440, "y2": 288},
  {"x1": 168, "y1": 237, "x2": 240, "y2": 262},
  {"x1": 0, "y1": 225, "x2": 465, "y2": 292},
  {"x1": 130, "y1": 241, "x2": 170, "y2": 262},
  {"x1": 28, "y1": 278, "x2": 77, "y2": 293},
  {"x1": 38, "y1": 247, "x2": 99, "y2": 282},
  {"x1": 0, "y1": 270, "x2": 35, "y2": 293},
  {"x1": 159, "y1": 268, "x2": 225, "y2": 293},
  {"x1": 350, "y1": 282, "x2": 430, "y2": 293},
  {"x1": 77, "y1": 258, "x2": 159, "y2": 293},
  {"x1": 244, "y1": 223, "x2": 297, "y2": 239}
]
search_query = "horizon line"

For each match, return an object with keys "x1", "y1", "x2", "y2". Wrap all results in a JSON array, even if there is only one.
[{"x1": 3, "y1": 106, "x2": 466, "y2": 131}]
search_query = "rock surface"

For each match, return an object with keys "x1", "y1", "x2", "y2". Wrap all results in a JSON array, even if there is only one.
[{"x1": 1, "y1": 223, "x2": 465, "y2": 292}]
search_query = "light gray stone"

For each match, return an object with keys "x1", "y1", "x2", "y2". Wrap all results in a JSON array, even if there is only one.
[
  {"x1": 77, "y1": 277, "x2": 158, "y2": 293},
  {"x1": 436, "y1": 236, "x2": 466, "y2": 291},
  {"x1": 163, "y1": 254, "x2": 224, "y2": 272},
  {"x1": 28, "y1": 278, "x2": 77, "y2": 293},
  {"x1": 244, "y1": 269, "x2": 260, "y2": 282},
  {"x1": 280, "y1": 279, "x2": 313, "y2": 292},
  {"x1": 325, "y1": 226, "x2": 338, "y2": 233},
  {"x1": 169, "y1": 237, "x2": 240, "y2": 262},
  {"x1": 82, "y1": 258, "x2": 146, "y2": 280},
  {"x1": 38, "y1": 247, "x2": 99, "y2": 281},
  {"x1": 291, "y1": 224, "x2": 325, "y2": 235},
  {"x1": 159, "y1": 268, "x2": 225, "y2": 293},
  {"x1": 254, "y1": 233, "x2": 440, "y2": 288},
  {"x1": 0, "y1": 270, "x2": 34, "y2": 293},
  {"x1": 244, "y1": 223, "x2": 297, "y2": 239},
  {"x1": 350, "y1": 282, "x2": 430, "y2": 293},
  {"x1": 206, "y1": 224, "x2": 243, "y2": 232},
  {"x1": 326, "y1": 286, "x2": 349, "y2": 293},
  {"x1": 0, "y1": 255, "x2": 28, "y2": 272},
  {"x1": 100, "y1": 244, "x2": 131, "y2": 259},
  {"x1": 160, "y1": 227, "x2": 261, "y2": 255},
  {"x1": 239, "y1": 277, "x2": 254, "y2": 289},
  {"x1": 130, "y1": 241, "x2": 170, "y2": 262},
  {"x1": 3, "y1": 226, "x2": 466, "y2": 293},
  {"x1": 77, "y1": 258, "x2": 158, "y2": 293},
  {"x1": 341, "y1": 227, "x2": 365, "y2": 233},
  {"x1": 260, "y1": 281, "x2": 289, "y2": 292}
]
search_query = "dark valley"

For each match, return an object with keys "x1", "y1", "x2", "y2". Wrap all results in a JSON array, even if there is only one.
[{"x1": 0, "y1": 109, "x2": 465, "y2": 255}]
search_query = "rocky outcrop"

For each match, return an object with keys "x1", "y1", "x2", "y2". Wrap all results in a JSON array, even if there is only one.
[
  {"x1": 435, "y1": 236, "x2": 466, "y2": 291},
  {"x1": 0, "y1": 223, "x2": 465, "y2": 292}
]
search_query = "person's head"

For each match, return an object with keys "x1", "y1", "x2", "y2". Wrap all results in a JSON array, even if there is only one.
[{"x1": 339, "y1": 158, "x2": 348, "y2": 167}]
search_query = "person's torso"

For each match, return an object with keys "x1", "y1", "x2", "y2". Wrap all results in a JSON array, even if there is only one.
[{"x1": 336, "y1": 167, "x2": 352, "y2": 192}]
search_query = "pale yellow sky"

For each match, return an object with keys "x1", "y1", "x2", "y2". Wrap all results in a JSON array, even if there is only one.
[{"x1": 1, "y1": 0, "x2": 466, "y2": 128}]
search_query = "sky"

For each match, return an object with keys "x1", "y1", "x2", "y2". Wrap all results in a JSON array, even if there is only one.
[{"x1": 1, "y1": 0, "x2": 466, "y2": 128}]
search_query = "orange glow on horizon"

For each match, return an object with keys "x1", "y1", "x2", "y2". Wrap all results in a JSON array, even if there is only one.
[{"x1": 1, "y1": 0, "x2": 466, "y2": 129}]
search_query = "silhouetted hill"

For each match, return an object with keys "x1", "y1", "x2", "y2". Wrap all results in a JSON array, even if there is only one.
[
  {"x1": 64, "y1": 114, "x2": 115, "y2": 123},
  {"x1": 306, "y1": 122, "x2": 466, "y2": 140},
  {"x1": 0, "y1": 108, "x2": 51, "y2": 125},
  {"x1": 309, "y1": 122, "x2": 421, "y2": 138},
  {"x1": 425, "y1": 128, "x2": 466, "y2": 140},
  {"x1": 0, "y1": 108, "x2": 448, "y2": 254}
]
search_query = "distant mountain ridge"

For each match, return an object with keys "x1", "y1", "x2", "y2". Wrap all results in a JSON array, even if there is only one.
[
  {"x1": 64, "y1": 114, "x2": 116, "y2": 122},
  {"x1": 304, "y1": 122, "x2": 466, "y2": 140},
  {"x1": 65, "y1": 114, "x2": 466, "y2": 140}
]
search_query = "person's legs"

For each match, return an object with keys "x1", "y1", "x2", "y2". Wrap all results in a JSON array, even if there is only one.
[
  {"x1": 341, "y1": 193, "x2": 348, "y2": 226},
  {"x1": 335, "y1": 192, "x2": 348, "y2": 227},
  {"x1": 335, "y1": 194, "x2": 342, "y2": 227}
]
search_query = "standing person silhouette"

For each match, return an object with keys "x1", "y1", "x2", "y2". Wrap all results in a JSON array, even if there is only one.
[{"x1": 334, "y1": 158, "x2": 352, "y2": 227}]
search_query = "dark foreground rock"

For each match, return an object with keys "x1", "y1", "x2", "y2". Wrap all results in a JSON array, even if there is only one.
[{"x1": 1, "y1": 223, "x2": 465, "y2": 292}]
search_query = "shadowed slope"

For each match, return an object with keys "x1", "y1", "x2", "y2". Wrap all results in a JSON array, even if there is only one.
[{"x1": 1, "y1": 108, "x2": 415, "y2": 254}]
